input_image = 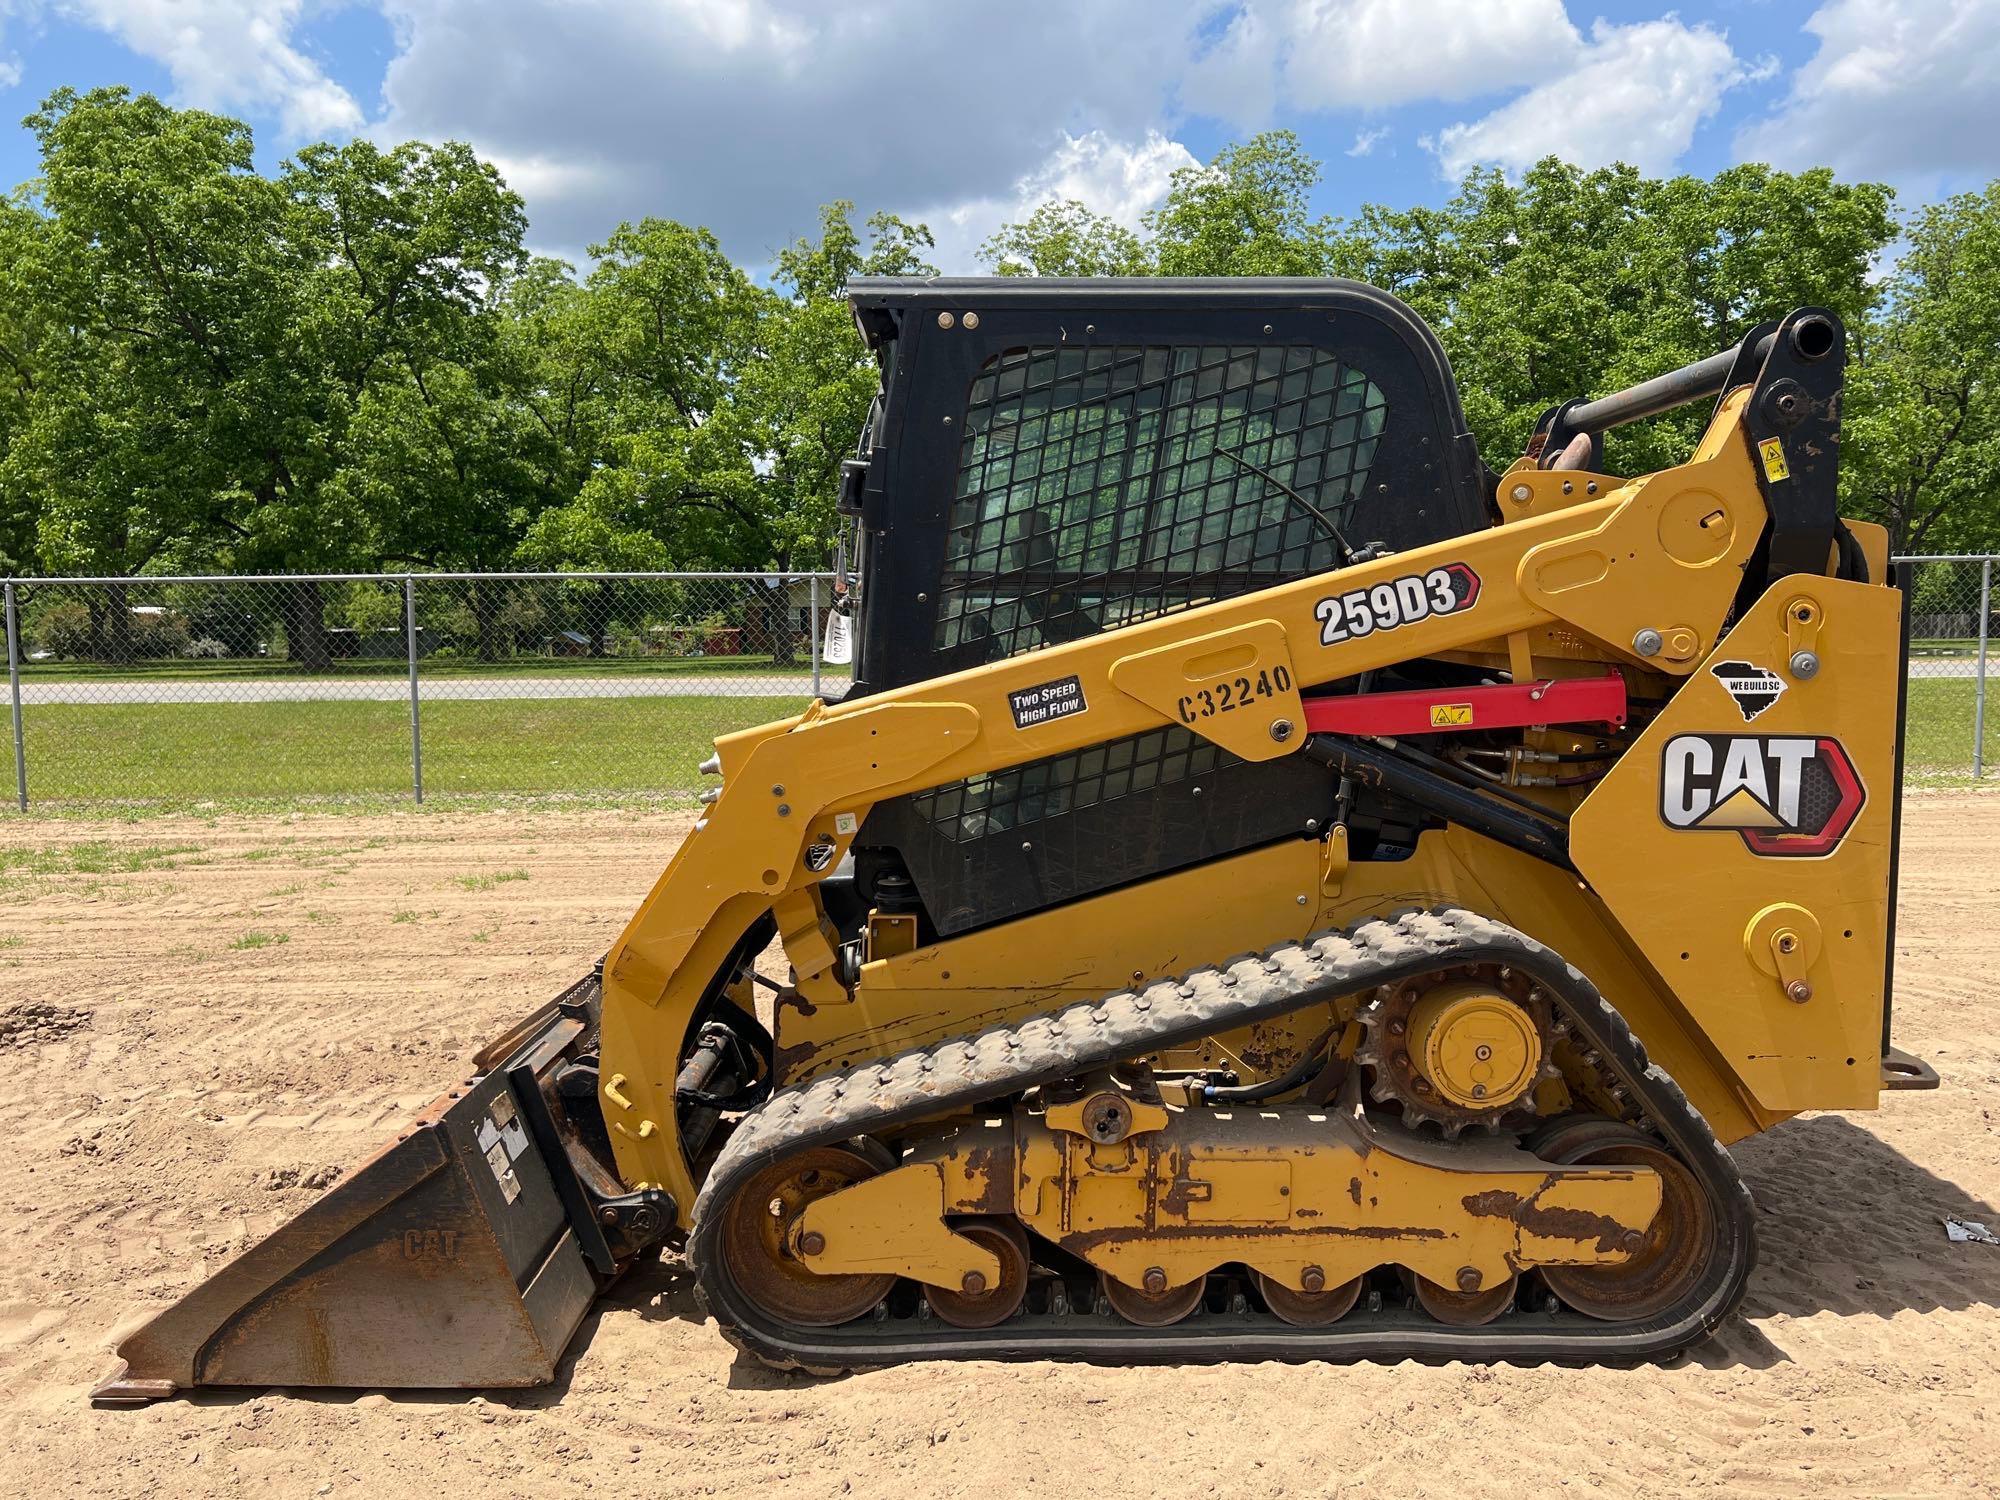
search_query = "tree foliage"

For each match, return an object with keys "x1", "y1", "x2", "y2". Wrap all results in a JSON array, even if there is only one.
[
  {"x1": 983, "y1": 199, "x2": 1149, "y2": 278},
  {"x1": 1842, "y1": 184, "x2": 2000, "y2": 552},
  {"x1": 0, "y1": 91, "x2": 1994, "y2": 591},
  {"x1": 985, "y1": 141, "x2": 2000, "y2": 551},
  {"x1": 1329, "y1": 159, "x2": 1898, "y2": 476}
]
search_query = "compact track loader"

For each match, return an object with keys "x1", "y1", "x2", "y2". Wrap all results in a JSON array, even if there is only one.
[{"x1": 97, "y1": 277, "x2": 1937, "y2": 1400}]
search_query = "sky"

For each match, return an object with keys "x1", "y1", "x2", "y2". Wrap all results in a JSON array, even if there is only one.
[{"x1": 0, "y1": 0, "x2": 1996, "y2": 273}]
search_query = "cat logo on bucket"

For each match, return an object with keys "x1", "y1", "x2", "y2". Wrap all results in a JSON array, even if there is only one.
[
  {"x1": 1659, "y1": 734, "x2": 1864, "y2": 857},
  {"x1": 402, "y1": 1228, "x2": 462, "y2": 1261}
]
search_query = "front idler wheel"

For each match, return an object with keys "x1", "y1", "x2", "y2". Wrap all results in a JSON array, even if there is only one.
[
  {"x1": 1531, "y1": 1117, "x2": 1714, "y2": 1322},
  {"x1": 717, "y1": 1144, "x2": 897, "y2": 1327}
]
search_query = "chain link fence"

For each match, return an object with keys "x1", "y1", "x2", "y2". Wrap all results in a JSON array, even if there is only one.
[
  {"x1": 1900, "y1": 555, "x2": 1999, "y2": 783},
  {"x1": 0, "y1": 560, "x2": 1991, "y2": 810},
  {"x1": 0, "y1": 572, "x2": 845, "y2": 808}
]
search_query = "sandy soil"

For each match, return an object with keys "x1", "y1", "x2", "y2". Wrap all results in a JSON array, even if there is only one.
[{"x1": 0, "y1": 796, "x2": 1994, "y2": 1499}]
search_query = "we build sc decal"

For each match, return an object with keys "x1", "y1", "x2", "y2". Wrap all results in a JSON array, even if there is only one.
[{"x1": 1659, "y1": 734, "x2": 1865, "y2": 857}]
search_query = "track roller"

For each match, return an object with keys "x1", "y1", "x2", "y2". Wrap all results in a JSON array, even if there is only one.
[
  {"x1": 1100, "y1": 1269, "x2": 1206, "y2": 1326},
  {"x1": 1411, "y1": 1270, "x2": 1519, "y2": 1326},
  {"x1": 1253, "y1": 1269, "x2": 1363, "y2": 1326},
  {"x1": 924, "y1": 1218, "x2": 1031, "y2": 1329}
]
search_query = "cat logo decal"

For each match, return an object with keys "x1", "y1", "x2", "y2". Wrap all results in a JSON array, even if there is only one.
[{"x1": 1660, "y1": 734, "x2": 1864, "y2": 857}]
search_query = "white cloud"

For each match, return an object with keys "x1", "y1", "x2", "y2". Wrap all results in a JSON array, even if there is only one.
[
  {"x1": 1347, "y1": 127, "x2": 1390, "y2": 158},
  {"x1": 1014, "y1": 130, "x2": 1199, "y2": 230},
  {"x1": 372, "y1": 0, "x2": 1208, "y2": 266},
  {"x1": 922, "y1": 128, "x2": 1200, "y2": 272},
  {"x1": 1428, "y1": 18, "x2": 1752, "y2": 179},
  {"x1": 59, "y1": 0, "x2": 363, "y2": 136},
  {"x1": 0, "y1": 0, "x2": 34, "y2": 92},
  {"x1": 1184, "y1": 0, "x2": 1572, "y2": 126},
  {"x1": 1734, "y1": 0, "x2": 2000, "y2": 185}
]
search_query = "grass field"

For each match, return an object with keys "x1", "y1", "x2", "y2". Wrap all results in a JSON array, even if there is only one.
[
  {"x1": 0, "y1": 675, "x2": 1987, "y2": 815},
  {"x1": 9, "y1": 693, "x2": 806, "y2": 810},
  {"x1": 17, "y1": 652, "x2": 847, "y2": 682},
  {"x1": 1903, "y1": 677, "x2": 2000, "y2": 781}
]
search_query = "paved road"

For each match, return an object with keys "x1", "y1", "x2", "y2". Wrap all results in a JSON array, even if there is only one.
[
  {"x1": 16, "y1": 673, "x2": 842, "y2": 706},
  {"x1": 1908, "y1": 657, "x2": 1987, "y2": 678},
  {"x1": 8, "y1": 659, "x2": 1979, "y2": 707}
]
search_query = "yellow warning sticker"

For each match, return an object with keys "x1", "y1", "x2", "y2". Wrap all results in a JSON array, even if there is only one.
[
  {"x1": 1430, "y1": 703, "x2": 1474, "y2": 728},
  {"x1": 1757, "y1": 436, "x2": 1791, "y2": 482}
]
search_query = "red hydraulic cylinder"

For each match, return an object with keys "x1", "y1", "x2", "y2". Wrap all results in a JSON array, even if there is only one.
[{"x1": 1301, "y1": 674, "x2": 1627, "y2": 738}]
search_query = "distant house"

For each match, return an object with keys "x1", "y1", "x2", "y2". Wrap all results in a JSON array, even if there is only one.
[
  {"x1": 546, "y1": 630, "x2": 593, "y2": 657},
  {"x1": 644, "y1": 624, "x2": 743, "y2": 656},
  {"x1": 737, "y1": 576, "x2": 831, "y2": 654}
]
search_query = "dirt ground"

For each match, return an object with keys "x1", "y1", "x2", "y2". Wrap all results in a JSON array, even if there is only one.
[{"x1": 0, "y1": 796, "x2": 1994, "y2": 1500}]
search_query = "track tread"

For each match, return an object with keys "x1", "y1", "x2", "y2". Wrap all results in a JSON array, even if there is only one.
[{"x1": 687, "y1": 907, "x2": 1756, "y2": 1370}]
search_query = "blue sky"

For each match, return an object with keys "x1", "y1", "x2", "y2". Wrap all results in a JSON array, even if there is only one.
[{"x1": 1, "y1": 1, "x2": 1996, "y2": 271}]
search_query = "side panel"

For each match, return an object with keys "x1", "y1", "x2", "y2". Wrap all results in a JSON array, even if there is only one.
[{"x1": 1570, "y1": 577, "x2": 1900, "y2": 1112}]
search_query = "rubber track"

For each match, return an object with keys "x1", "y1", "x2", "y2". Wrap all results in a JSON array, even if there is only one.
[{"x1": 686, "y1": 907, "x2": 1757, "y2": 1369}]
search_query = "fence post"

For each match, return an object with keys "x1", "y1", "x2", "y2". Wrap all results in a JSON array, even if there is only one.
[
  {"x1": 808, "y1": 572, "x2": 822, "y2": 699},
  {"x1": 4, "y1": 582, "x2": 23, "y2": 812},
  {"x1": 1976, "y1": 560, "x2": 1991, "y2": 779},
  {"x1": 404, "y1": 576, "x2": 424, "y2": 804}
]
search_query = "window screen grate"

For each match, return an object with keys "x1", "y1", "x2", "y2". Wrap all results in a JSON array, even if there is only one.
[
  {"x1": 936, "y1": 343, "x2": 1387, "y2": 665},
  {"x1": 909, "y1": 726, "x2": 1228, "y2": 843}
]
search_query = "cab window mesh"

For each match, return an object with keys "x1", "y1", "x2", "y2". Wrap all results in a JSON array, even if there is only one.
[
  {"x1": 910, "y1": 726, "x2": 1227, "y2": 842},
  {"x1": 935, "y1": 343, "x2": 1386, "y2": 664}
]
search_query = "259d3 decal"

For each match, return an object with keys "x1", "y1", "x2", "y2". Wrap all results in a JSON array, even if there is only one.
[
  {"x1": 1315, "y1": 562, "x2": 1480, "y2": 646},
  {"x1": 1660, "y1": 734, "x2": 1865, "y2": 857}
]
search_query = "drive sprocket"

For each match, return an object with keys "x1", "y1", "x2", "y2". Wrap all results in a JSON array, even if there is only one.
[{"x1": 1354, "y1": 963, "x2": 1559, "y2": 1136}]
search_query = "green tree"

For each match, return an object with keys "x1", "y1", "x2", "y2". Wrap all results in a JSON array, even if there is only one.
[
  {"x1": 522, "y1": 203, "x2": 933, "y2": 574},
  {"x1": 1331, "y1": 159, "x2": 1896, "y2": 474},
  {"x1": 1145, "y1": 132, "x2": 1340, "y2": 277},
  {"x1": 276, "y1": 136, "x2": 529, "y2": 659},
  {"x1": 8, "y1": 88, "x2": 286, "y2": 569},
  {"x1": 1, "y1": 88, "x2": 293, "y2": 654},
  {"x1": 1842, "y1": 185, "x2": 2000, "y2": 553},
  {"x1": 987, "y1": 144, "x2": 1899, "y2": 484},
  {"x1": 739, "y1": 202, "x2": 936, "y2": 566},
  {"x1": 273, "y1": 135, "x2": 528, "y2": 563},
  {"x1": 515, "y1": 217, "x2": 764, "y2": 575},
  {"x1": 982, "y1": 199, "x2": 1150, "y2": 277},
  {"x1": 0, "y1": 198, "x2": 49, "y2": 570},
  {"x1": 1, "y1": 89, "x2": 532, "y2": 663},
  {"x1": 728, "y1": 204, "x2": 935, "y2": 660}
]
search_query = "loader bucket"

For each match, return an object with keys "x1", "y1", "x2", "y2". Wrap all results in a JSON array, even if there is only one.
[{"x1": 93, "y1": 982, "x2": 612, "y2": 1403}]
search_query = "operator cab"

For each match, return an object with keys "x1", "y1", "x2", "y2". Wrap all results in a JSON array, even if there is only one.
[
  {"x1": 834, "y1": 278, "x2": 1493, "y2": 940},
  {"x1": 839, "y1": 277, "x2": 1491, "y2": 695}
]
